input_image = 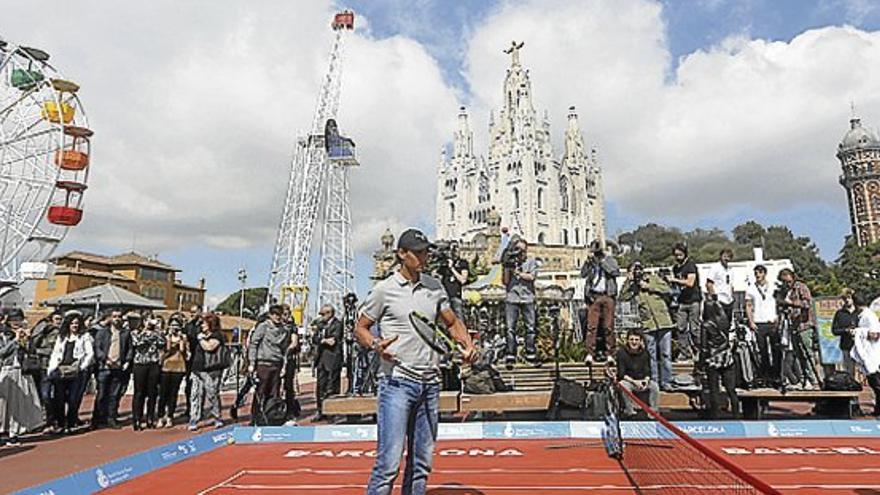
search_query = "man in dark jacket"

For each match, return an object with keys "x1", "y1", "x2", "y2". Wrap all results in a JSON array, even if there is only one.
[
  {"x1": 832, "y1": 288, "x2": 859, "y2": 376},
  {"x1": 247, "y1": 304, "x2": 290, "y2": 423},
  {"x1": 91, "y1": 310, "x2": 132, "y2": 428},
  {"x1": 31, "y1": 312, "x2": 62, "y2": 426},
  {"x1": 313, "y1": 305, "x2": 343, "y2": 420}
]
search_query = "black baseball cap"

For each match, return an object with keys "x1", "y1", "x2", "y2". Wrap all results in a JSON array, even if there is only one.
[{"x1": 397, "y1": 228, "x2": 435, "y2": 251}]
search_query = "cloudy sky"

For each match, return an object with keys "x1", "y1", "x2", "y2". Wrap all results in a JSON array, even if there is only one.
[{"x1": 4, "y1": 0, "x2": 880, "y2": 307}]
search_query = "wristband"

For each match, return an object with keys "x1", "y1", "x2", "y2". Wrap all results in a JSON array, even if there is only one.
[{"x1": 370, "y1": 337, "x2": 381, "y2": 352}]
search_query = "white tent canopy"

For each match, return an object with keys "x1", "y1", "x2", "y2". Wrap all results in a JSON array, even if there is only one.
[{"x1": 42, "y1": 283, "x2": 164, "y2": 310}]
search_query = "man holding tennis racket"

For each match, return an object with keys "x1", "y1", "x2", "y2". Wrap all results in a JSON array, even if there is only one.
[{"x1": 355, "y1": 228, "x2": 477, "y2": 495}]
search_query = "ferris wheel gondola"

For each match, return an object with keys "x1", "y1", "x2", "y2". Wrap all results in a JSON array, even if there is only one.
[{"x1": 0, "y1": 37, "x2": 92, "y2": 282}]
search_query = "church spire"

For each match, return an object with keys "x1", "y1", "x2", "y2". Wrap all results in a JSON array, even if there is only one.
[
  {"x1": 454, "y1": 106, "x2": 473, "y2": 159},
  {"x1": 504, "y1": 41, "x2": 524, "y2": 67}
]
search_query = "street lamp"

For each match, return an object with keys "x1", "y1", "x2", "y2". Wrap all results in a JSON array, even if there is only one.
[{"x1": 237, "y1": 267, "x2": 248, "y2": 319}]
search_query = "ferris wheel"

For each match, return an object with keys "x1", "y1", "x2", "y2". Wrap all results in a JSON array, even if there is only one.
[{"x1": 0, "y1": 37, "x2": 92, "y2": 282}]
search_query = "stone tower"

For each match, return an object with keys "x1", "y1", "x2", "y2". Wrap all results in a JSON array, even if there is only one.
[
  {"x1": 436, "y1": 41, "x2": 605, "y2": 247},
  {"x1": 838, "y1": 115, "x2": 880, "y2": 246}
]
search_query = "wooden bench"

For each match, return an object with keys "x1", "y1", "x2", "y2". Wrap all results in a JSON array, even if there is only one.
[
  {"x1": 322, "y1": 391, "x2": 460, "y2": 416},
  {"x1": 738, "y1": 388, "x2": 860, "y2": 419}
]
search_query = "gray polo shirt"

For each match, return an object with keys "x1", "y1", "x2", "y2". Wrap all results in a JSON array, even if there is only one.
[
  {"x1": 505, "y1": 257, "x2": 538, "y2": 304},
  {"x1": 360, "y1": 271, "x2": 450, "y2": 383}
]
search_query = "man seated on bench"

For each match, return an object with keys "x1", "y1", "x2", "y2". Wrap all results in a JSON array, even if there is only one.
[{"x1": 616, "y1": 329, "x2": 659, "y2": 417}]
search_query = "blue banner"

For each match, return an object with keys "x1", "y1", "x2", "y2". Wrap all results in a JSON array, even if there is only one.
[{"x1": 483, "y1": 421, "x2": 571, "y2": 439}]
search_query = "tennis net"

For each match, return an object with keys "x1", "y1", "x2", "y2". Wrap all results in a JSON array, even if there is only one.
[{"x1": 614, "y1": 382, "x2": 779, "y2": 495}]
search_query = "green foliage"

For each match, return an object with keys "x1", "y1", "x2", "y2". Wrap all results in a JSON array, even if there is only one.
[
  {"x1": 215, "y1": 287, "x2": 268, "y2": 317},
  {"x1": 616, "y1": 220, "x2": 837, "y2": 296},
  {"x1": 834, "y1": 237, "x2": 880, "y2": 301}
]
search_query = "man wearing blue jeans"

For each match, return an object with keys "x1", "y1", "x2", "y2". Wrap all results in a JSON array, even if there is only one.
[{"x1": 355, "y1": 228, "x2": 476, "y2": 495}]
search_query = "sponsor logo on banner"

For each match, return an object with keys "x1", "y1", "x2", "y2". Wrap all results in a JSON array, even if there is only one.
[
  {"x1": 252, "y1": 428, "x2": 263, "y2": 442},
  {"x1": 313, "y1": 425, "x2": 377, "y2": 442},
  {"x1": 484, "y1": 421, "x2": 570, "y2": 439},
  {"x1": 438, "y1": 423, "x2": 482, "y2": 440},
  {"x1": 93, "y1": 465, "x2": 134, "y2": 488},
  {"x1": 677, "y1": 422, "x2": 746, "y2": 438},
  {"x1": 283, "y1": 447, "x2": 525, "y2": 458},
  {"x1": 722, "y1": 445, "x2": 880, "y2": 455}
]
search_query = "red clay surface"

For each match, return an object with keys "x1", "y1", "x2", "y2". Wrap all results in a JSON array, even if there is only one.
[{"x1": 101, "y1": 437, "x2": 880, "y2": 495}]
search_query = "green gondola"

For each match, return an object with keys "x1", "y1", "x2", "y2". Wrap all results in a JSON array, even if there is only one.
[{"x1": 11, "y1": 68, "x2": 44, "y2": 90}]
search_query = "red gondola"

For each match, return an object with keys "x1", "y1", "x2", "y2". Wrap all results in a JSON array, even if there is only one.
[
  {"x1": 332, "y1": 10, "x2": 354, "y2": 30},
  {"x1": 47, "y1": 206, "x2": 83, "y2": 226}
]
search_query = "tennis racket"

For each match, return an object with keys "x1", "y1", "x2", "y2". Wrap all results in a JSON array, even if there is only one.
[{"x1": 408, "y1": 311, "x2": 465, "y2": 359}]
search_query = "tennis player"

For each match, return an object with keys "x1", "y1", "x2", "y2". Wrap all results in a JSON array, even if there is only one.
[{"x1": 355, "y1": 228, "x2": 477, "y2": 495}]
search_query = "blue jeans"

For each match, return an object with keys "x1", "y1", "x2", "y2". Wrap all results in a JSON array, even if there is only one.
[
  {"x1": 95, "y1": 368, "x2": 126, "y2": 423},
  {"x1": 366, "y1": 377, "x2": 439, "y2": 495},
  {"x1": 645, "y1": 328, "x2": 672, "y2": 389},
  {"x1": 504, "y1": 302, "x2": 536, "y2": 356}
]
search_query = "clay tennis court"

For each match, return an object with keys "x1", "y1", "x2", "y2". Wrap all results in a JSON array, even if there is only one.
[{"x1": 98, "y1": 435, "x2": 880, "y2": 494}]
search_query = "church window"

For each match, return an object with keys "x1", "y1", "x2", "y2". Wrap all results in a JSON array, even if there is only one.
[
  {"x1": 562, "y1": 229, "x2": 569, "y2": 245},
  {"x1": 449, "y1": 202, "x2": 455, "y2": 220},
  {"x1": 537, "y1": 188, "x2": 544, "y2": 210},
  {"x1": 513, "y1": 188, "x2": 520, "y2": 209},
  {"x1": 560, "y1": 176, "x2": 570, "y2": 212},
  {"x1": 538, "y1": 232, "x2": 546, "y2": 244},
  {"x1": 575, "y1": 228, "x2": 580, "y2": 245}
]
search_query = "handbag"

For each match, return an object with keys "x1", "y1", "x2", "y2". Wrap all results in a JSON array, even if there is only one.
[
  {"x1": 21, "y1": 353, "x2": 41, "y2": 375},
  {"x1": 204, "y1": 344, "x2": 231, "y2": 372},
  {"x1": 57, "y1": 363, "x2": 79, "y2": 379}
]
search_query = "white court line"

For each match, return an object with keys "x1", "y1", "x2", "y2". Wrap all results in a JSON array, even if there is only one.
[
  {"x1": 196, "y1": 470, "x2": 248, "y2": 495},
  {"x1": 234, "y1": 466, "x2": 880, "y2": 476},
  {"x1": 215, "y1": 483, "x2": 880, "y2": 492}
]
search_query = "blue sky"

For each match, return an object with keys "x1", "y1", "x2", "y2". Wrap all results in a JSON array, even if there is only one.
[
  {"x1": 22, "y1": 0, "x2": 880, "y2": 308},
  {"x1": 153, "y1": 0, "x2": 880, "y2": 302}
]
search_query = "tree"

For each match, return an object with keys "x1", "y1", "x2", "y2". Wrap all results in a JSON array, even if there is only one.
[
  {"x1": 732, "y1": 221, "x2": 766, "y2": 246},
  {"x1": 834, "y1": 237, "x2": 880, "y2": 301},
  {"x1": 215, "y1": 287, "x2": 268, "y2": 318},
  {"x1": 617, "y1": 223, "x2": 685, "y2": 266}
]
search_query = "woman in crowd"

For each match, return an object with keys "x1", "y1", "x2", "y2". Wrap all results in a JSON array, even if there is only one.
[
  {"x1": 832, "y1": 288, "x2": 859, "y2": 375},
  {"x1": 188, "y1": 313, "x2": 225, "y2": 431},
  {"x1": 130, "y1": 317, "x2": 166, "y2": 430},
  {"x1": 47, "y1": 312, "x2": 94, "y2": 434},
  {"x1": 0, "y1": 319, "x2": 43, "y2": 445},
  {"x1": 158, "y1": 318, "x2": 189, "y2": 427}
]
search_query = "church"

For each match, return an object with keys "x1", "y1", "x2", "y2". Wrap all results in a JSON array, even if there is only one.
[{"x1": 435, "y1": 41, "x2": 606, "y2": 249}]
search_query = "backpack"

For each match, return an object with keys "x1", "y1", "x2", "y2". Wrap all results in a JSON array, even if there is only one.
[
  {"x1": 822, "y1": 371, "x2": 862, "y2": 392},
  {"x1": 254, "y1": 396, "x2": 288, "y2": 426}
]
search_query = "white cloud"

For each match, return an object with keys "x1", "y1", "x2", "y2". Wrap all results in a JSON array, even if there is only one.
[
  {"x1": 1, "y1": 0, "x2": 456, "y2": 257},
  {"x1": 463, "y1": 0, "x2": 880, "y2": 220}
]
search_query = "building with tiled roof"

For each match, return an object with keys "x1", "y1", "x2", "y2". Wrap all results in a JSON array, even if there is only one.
[{"x1": 34, "y1": 251, "x2": 205, "y2": 310}]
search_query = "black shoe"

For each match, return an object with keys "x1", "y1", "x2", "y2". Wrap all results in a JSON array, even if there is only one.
[
  {"x1": 133, "y1": 421, "x2": 143, "y2": 431},
  {"x1": 505, "y1": 355, "x2": 515, "y2": 370}
]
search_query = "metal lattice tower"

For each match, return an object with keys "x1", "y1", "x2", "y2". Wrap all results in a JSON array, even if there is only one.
[
  {"x1": 318, "y1": 161, "x2": 354, "y2": 312},
  {"x1": 267, "y1": 11, "x2": 355, "y2": 322}
]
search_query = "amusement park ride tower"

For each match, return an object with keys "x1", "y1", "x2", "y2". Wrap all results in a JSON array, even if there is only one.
[{"x1": 267, "y1": 11, "x2": 358, "y2": 323}]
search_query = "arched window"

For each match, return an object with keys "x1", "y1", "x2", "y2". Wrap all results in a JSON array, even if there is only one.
[
  {"x1": 537, "y1": 188, "x2": 544, "y2": 210},
  {"x1": 575, "y1": 228, "x2": 580, "y2": 245},
  {"x1": 560, "y1": 176, "x2": 570, "y2": 212},
  {"x1": 538, "y1": 232, "x2": 546, "y2": 244},
  {"x1": 513, "y1": 187, "x2": 520, "y2": 210},
  {"x1": 449, "y1": 202, "x2": 455, "y2": 220},
  {"x1": 562, "y1": 229, "x2": 569, "y2": 245}
]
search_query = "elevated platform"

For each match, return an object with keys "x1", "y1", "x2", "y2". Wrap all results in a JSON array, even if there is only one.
[{"x1": 738, "y1": 388, "x2": 860, "y2": 419}]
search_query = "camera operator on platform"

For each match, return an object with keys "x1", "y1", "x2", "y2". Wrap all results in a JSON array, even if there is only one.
[
  {"x1": 619, "y1": 261, "x2": 675, "y2": 391},
  {"x1": 580, "y1": 240, "x2": 621, "y2": 365},
  {"x1": 438, "y1": 242, "x2": 469, "y2": 320},
  {"x1": 312, "y1": 305, "x2": 343, "y2": 421},
  {"x1": 501, "y1": 237, "x2": 539, "y2": 367},
  {"x1": 776, "y1": 268, "x2": 819, "y2": 389}
]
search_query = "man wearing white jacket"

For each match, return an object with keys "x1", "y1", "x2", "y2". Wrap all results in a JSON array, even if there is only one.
[{"x1": 849, "y1": 293, "x2": 880, "y2": 416}]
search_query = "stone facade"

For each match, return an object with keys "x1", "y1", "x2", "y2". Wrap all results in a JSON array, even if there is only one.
[
  {"x1": 838, "y1": 116, "x2": 880, "y2": 246},
  {"x1": 435, "y1": 41, "x2": 605, "y2": 250}
]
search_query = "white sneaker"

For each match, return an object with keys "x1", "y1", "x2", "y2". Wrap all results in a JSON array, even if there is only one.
[
  {"x1": 284, "y1": 419, "x2": 298, "y2": 426},
  {"x1": 584, "y1": 355, "x2": 594, "y2": 365}
]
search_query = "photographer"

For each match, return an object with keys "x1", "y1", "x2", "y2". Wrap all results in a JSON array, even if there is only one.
[
  {"x1": 580, "y1": 240, "x2": 620, "y2": 364},
  {"x1": 502, "y1": 238, "x2": 539, "y2": 366},
  {"x1": 706, "y1": 248, "x2": 735, "y2": 325},
  {"x1": 701, "y1": 300, "x2": 740, "y2": 419},
  {"x1": 745, "y1": 265, "x2": 779, "y2": 387},
  {"x1": 619, "y1": 262, "x2": 675, "y2": 391},
  {"x1": 437, "y1": 243, "x2": 469, "y2": 320},
  {"x1": 776, "y1": 268, "x2": 819, "y2": 390},
  {"x1": 666, "y1": 243, "x2": 702, "y2": 362},
  {"x1": 312, "y1": 305, "x2": 343, "y2": 421}
]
